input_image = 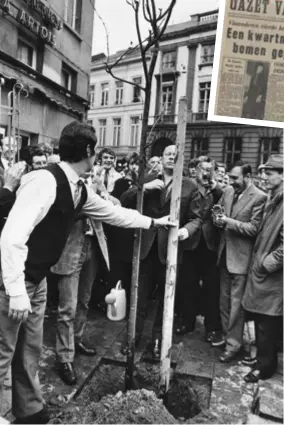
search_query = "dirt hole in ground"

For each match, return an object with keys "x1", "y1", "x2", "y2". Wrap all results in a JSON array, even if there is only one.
[
  {"x1": 136, "y1": 362, "x2": 211, "y2": 421},
  {"x1": 56, "y1": 361, "x2": 212, "y2": 424}
]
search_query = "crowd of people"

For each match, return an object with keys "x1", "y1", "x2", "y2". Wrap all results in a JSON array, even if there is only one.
[{"x1": 0, "y1": 121, "x2": 282, "y2": 424}]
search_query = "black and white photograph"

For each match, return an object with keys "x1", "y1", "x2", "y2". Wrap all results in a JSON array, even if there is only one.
[
  {"x1": 208, "y1": 0, "x2": 284, "y2": 128},
  {"x1": 0, "y1": 0, "x2": 283, "y2": 424},
  {"x1": 242, "y1": 61, "x2": 269, "y2": 121}
]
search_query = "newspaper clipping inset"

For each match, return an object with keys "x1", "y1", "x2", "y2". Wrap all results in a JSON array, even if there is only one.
[{"x1": 209, "y1": 0, "x2": 284, "y2": 128}]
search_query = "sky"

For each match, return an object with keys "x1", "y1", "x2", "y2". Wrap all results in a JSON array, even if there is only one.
[{"x1": 92, "y1": 0, "x2": 220, "y2": 55}]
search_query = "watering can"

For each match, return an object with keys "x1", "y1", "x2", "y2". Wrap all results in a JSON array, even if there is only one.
[{"x1": 105, "y1": 281, "x2": 126, "y2": 321}]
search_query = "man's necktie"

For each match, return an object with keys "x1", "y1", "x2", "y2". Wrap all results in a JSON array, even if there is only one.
[
  {"x1": 230, "y1": 192, "x2": 239, "y2": 215},
  {"x1": 104, "y1": 169, "x2": 109, "y2": 190},
  {"x1": 74, "y1": 180, "x2": 84, "y2": 208},
  {"x1": 232, "y1": 192, "x2": 239, "y2": 206}
]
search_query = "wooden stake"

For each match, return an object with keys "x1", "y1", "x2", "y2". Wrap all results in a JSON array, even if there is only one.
[{"x1": 159, "y1": 97, "x2": 188, "y2": 393}]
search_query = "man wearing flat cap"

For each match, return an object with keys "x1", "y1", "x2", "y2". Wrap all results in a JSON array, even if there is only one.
[{"x1": 242, "y1": 154, "x2": 283, "y2": 383}]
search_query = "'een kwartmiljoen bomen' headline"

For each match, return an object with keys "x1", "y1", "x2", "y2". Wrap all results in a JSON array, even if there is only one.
[{"x1": 210, "y1": 0, "x2": 284, "y2": 127}]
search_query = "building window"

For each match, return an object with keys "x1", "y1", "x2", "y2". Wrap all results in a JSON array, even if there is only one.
[
  {"x1": 130, "y1": 117, "x2": 140, "y2": 147},
  {"x1": 61, "y1": 62, "x2": 77, "y2": 92},
  {"x1": 115, "y1": 81, "x2": 124, "y2": 105},
  {"x1": 99, "y1": 119, "x2": 107, "y2": 146},
  {"x1": 101, "y1": 83, "x2": 109, "y2": 106},
  {"x1": 133, "y1": 77, "x2": 142, "y2": 102},
  {"x1": 201, "y1": 45, "x2": 215, "y2": 64},
  {"x1": 17, "y1": 39, "x2": 36, "y2": 69},
  {"x1": 64, "y1": 0, "x2": 82, "y2": 32},
  {"x1": 113, "y1": 118, "x2": 121, "y2": 146},
  {"x1": 259, "y1": 137, "x2": 280, "y2": 165},
  {"x1": 160, "y1": 82, "x2": 174, "y2": 115},
  {"x1": 191, "y1": 138, "x2": 209, "y2": 157},
  {"x1": 223, "y1": 137, "x2": 242, "y2": 168},
  {"x1": 89, "y1": 85, "x2": 95, "y2": 108},
  {"x1": 162, "y1": 51, "x2": 177, "y2": 69},
  {"x1": 198, "y1": 82, "x2": 211, "y2": 113}
]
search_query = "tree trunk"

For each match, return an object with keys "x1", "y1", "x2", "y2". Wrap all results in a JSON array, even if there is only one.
[
  {"x1": 125, "y1": 58, "x2": 157, "y2": 391},
  {"x1": 159, "y1": 97, "x2": 188, "y2": 394}
]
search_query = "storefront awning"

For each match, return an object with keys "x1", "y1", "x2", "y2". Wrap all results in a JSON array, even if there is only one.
[{"x1": 0, "y1": 63, "x2": 84, "y2": 118}]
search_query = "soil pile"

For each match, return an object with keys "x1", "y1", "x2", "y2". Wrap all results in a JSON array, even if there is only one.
[
  {"x1": 93, "y1": 389, "x2": 178, "y2": 424},
  {"x1": 57, "y1": 389, "x2": 178, "y2": 424}
]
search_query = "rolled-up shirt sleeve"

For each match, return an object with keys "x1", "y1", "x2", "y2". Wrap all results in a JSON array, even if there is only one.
[
  {"x1": 0, "y1": 171, "x2": 56, "y2": 296},
  {"x1": 82, "y1": 186, "x2": 151, "y2": 229}
]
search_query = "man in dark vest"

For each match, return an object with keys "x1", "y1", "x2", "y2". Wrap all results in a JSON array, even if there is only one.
[{"x1": 0, "y1": 121, "x2": 174, "y2": 424}]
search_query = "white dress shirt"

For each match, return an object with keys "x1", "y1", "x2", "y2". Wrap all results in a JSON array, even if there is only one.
[
  {"x1": 1, "y1": 158, "x2": 9, "y2": 171},
  {"x1": 0, "y1": 161, "x2": 151, "y2": 297}
]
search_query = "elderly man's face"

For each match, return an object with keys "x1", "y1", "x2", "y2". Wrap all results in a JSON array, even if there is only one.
[{"x1": 161, "y1": 145, "x2": 176, "y2": 171}]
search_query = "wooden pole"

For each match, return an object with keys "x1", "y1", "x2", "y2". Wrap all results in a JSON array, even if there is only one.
[{"x1": 159, "y1": 97, "x2": 188, "y2": 393}]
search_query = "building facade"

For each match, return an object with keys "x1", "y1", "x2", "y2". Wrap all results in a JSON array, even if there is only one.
[
  {"x1": 0, "y1": 0, "x2": 94, "y2": 147},
  {"x1": 88, "y1": 49, "x2": 151, "y2": 158},
  {"x1": 147, "y1": 9, "x2": 283, "y2": 174}
]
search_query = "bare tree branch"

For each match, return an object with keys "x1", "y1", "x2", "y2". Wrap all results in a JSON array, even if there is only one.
[
  {"x1": 150, "y1": 0, "x2": 158, "y2": 32},
  {"x1": 145, "y1": 0, "x2": 153, "y2": 22},
  {"x1": 142, "y1": 0, "x2": 152, "y2": 23},
  {"x1": 157, "y1": 2, "x2": 175, "y2": 21},
  {"x1": 157, "y1": 0, "x2": 177, "y2": 37},
  {"x1": 89, "y1": 0, "x2": 111, "y2": 58},
  {"x1": 107, "y1": 46, "x2": 133, "y2": 68},
  {"x1": 104, "y1": 62, "x2": 146, "y2": 91},
  {"x1": 126, "y1": 0, "x2": 135, "y2": 10},
  {"x1": 134, "y1": 1, "x2": 149, "y2": 83}
]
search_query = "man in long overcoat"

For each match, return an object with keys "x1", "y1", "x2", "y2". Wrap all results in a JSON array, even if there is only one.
[{"x1": 242, "y1": 154, "x2": 283, "y2": 383}]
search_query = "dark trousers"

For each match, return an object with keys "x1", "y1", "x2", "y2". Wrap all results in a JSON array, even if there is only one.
[
  {"x1": 0, "y1": 279, "x2": 46, "y2": 419},
  {"x1": 131, "y1": 239, "x2": 166, "y2": 342},
  {"x1": 177, "y1": 236, "x2": 221, "y2": 332},
  {"x1": 254, "y1": 313, "x2": 282, "y2": 379}
]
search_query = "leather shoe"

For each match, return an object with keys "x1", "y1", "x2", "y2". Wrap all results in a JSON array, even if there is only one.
[
  {"x1": 219, "y1": 350, "x2": 239, "y2": 363},
  {"x1": 58, "y1": 362, "x2": 77, "y2": 385},
  {"x1": 244, "y1": 369, "x2": 261, "y2": 383},
  {"x1": 13, "y1": 407, "x2": 50, "y2": 424},
  {"x1": 75, "y1": 341, "x2": 96, "y2": 356}
]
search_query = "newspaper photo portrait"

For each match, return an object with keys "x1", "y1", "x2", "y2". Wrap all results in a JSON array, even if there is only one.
[{"x1": 209, "y1": 0, "x2": 284, "y2": 128}]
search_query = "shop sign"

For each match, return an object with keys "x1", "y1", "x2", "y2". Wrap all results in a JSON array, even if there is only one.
[
  {"x1": 17, "y1": 9, "x2": 56, "y2": 46},
  {"x1": 0, "y1": 0, "x2": 61, "y2": 47},
  {"x1": 22, "y1": 0, "x2": 62, "y2": 30}
]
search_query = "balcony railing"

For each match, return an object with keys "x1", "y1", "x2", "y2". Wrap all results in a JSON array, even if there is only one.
[
  {"x1": 152, "y1": 114, "x2": 177, "y2": 124},
  {"x1": 191, "y1": 112, "x2": 208, "y2": 122}
]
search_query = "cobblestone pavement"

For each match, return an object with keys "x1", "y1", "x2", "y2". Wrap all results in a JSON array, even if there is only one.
[{"x1": 1, "y1": 306, "x2": 283, "y2": 424}]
